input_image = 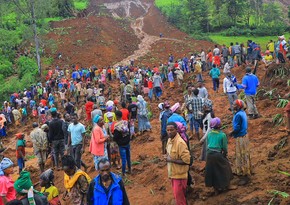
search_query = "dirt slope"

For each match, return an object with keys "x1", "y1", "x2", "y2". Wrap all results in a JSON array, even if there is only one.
[{"x1": 2, "y1": 0, "x2": 290, "y2": 205}]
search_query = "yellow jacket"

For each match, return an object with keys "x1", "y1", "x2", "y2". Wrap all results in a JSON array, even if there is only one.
[{"x1": 166, "y1": 134, "x2": 190, "y2": 179}]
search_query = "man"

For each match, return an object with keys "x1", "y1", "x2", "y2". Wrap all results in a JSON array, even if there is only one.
[
  {"x1": 238, "y1": 67, "x2": 260, "y2": 119},
  {"x1": 223, "y1": 72, "x2": 238, "y2": 112},
  {"x1": 200, "y1": 49, "x2": 206, "y2": 71},
  {"x1": 233, "y1": 42, "x2": 242, "y2": 66},
  {"x1": 230, "y1": 99, "x2": 251, "y2": 185},
  {"x1": 120, "y1": 102, "x2": 129, "y2": 121},
  {"x1": 30, "y1": 122, "x2": 48, "y2": 172},
  {"x1": 152, "y1": 72, "x2": 163, "y2": 101},
  {"x1": 62, "y1": 155, "x2": 91, "y2": 205},
  {"x1": 221, "y1": 44, "x2": 229, "y2": 65},
  {"x1": 68, "y1": 113, "x2": 86, "y2": 169},
  {"x1": 186, "y1": 89, "x2": 203, "y2": 140},
  {"x1": 87, "y1": 158, "x2": 130, "y2": 205},
  {"x1": 48, "y1": 111, "x2": 65, "y2": 170},
  {"x1": 165, "y1": 122, "x2": 190, "y2": 205},
  {"x1": 197, "y1": 81, "x2": 208, "y2": 99},
  {"x1": 113, "y1": 111, "x2": 131, "y2": 176},
  {"x1": 160, "y1": 102, "x2": 172, "y2": 154},
  {"x1": 124, "y1": 82, "x2": 133, "y2": 103},
  {"x1": 62, "y1": 113, "x2": 71, "y2": 149},
  {"x1": 128, "y1": 98, "x2": 138, "y2": 138}
]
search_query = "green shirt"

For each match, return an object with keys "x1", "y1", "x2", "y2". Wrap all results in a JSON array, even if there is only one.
[{"x1": 207, "y1": 130, "x2": 228, "y2": 153}]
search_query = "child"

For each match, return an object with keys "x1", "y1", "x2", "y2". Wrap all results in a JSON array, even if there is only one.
[
  {"x1": 40, "y1": 169, "x2": 61, "y2": 205},
  {"x1": 209, "y1": 64, "x2": 221, "y2": 93},
  {"x1": 15, "y1": 133, "x2": 26, "y2": 173}
]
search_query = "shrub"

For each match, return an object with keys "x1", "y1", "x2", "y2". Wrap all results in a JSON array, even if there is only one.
[
  {"x1": 17, "y1": 56, "x2": 38, "y2": 79},
  {"x1": 0, "y1": 56, "x2": 14, "y2": 77}
]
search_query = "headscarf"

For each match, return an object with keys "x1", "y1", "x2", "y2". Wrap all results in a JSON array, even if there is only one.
[
  {"x1": 210, "y1": 117, "x2": 221, "y2": 129},
  {"x1": 106, "y1": 112, "x2": 113, "y2": 118},
  {"x1": 137, "y1": 95, "x2": 144, "y2": 102},
  {"x1": 41, "y1": 124, "x2": 49, "y2": 131},
  {"x1": 14, "y1": 171, "x2": 33, "y2": 193},
  {"x1": 158, "y1": 103, "x2": 164, "y2": 110},
  {"x1": 170, "y1": 103, "x2": 180, "y2": 113},
  {"x1": 0, "y1": 158, "x2": 13, "y2": 176},
  {"x1": 15, "y1": 133, "x2": 24, "y2": 139},
  {"x1": 40, "y1": 169, "x2": 54, "y2": 182},
  {"x1": 93, "y1": 115, "x2": 101, "y2": 123},
  {"x1": 106, "y1": 106, "x2": 113, "y2": 112},
  {"x1": 235, "y1": 99, "x2": 245, "y2": 109}
]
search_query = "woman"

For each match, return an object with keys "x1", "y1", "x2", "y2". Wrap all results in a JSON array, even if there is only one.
[
  {"x1": 14, "y1": 171, "x2": 48, "y2": 205},
  {"x1": 0, "y1": 158, "x2": 16, "y2": 204},
  {"x1": 136, "y1": 95, "x2": 151, "y2": 134},
  {"x1": 90, "y1": 115, "x2": 109, "y2": 170},
  {"x1": 205, "y1": 118, "x2": 234, "y2": 194},
  {"x1": 200, "y1": 100, "x2": 215, "y2": 161},
  {"x1": 39, "y1": 169, "x2": 61, "y2": 205}
]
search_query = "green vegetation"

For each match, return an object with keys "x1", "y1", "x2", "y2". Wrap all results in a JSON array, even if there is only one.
[
  {"x1": 208, "y1": 33, "x2": 290, "y2": 50},
  {"x1": 74, "y1": 0, "x2": 89, "y2": 10},
  {"x1": 155, "y1": 0, "x2": 289, "y2": 41},
  {"x1": 0, "y1": 0, "x2": 88, "y2": 100}
]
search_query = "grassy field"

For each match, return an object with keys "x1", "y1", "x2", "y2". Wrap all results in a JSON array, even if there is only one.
[
  {"x1": 155, "y1": 0, "x2": 181, "y2": 7},
  {"x1": 73, "y1": 0, "x2": 89, "y2": 10},
  {"x1": 209, "y1": 33, "x2": 290, "y2": 51}
]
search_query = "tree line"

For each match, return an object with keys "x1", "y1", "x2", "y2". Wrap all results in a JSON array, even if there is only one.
[{"x1": 156, "y1": 0, "x2": 290, "y2": 37}]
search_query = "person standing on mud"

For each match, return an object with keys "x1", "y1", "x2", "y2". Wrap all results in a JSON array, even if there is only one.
[
  {"x1": 230, "y1": 99, "x2": 252, "y2": 186},
  {"x1": 160, "y1": 102, "x2": 172, "y2": 154},
  {"x1": 165, "y1": 122, "x2": 190, "y2": 205},
  {"x1": 238, "y1": 67, "x2": 260, "y2": 119}
]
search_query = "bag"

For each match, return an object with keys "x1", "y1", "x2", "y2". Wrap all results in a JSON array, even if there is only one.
[{"x1": 186, "y1": 100, "x2": 194, "y2": 113}]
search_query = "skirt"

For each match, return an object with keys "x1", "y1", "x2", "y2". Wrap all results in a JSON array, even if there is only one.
[
  {"x1": 235, "y1": 135, "x2": 252, "y2": 176},
  {"x1": 205, "y1": 151, "x2": 232, "y2": 189},
  {"x1": 93, "y1": 148, "x2": 108, "y2": 170},
  {"x1": 138, "y1": 114, "x2": 151, "y2": 132}
]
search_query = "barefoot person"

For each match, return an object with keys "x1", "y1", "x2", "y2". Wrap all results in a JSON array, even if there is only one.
[{"x1": 165, "y1": 122, "x2": 190, "y2": 205}]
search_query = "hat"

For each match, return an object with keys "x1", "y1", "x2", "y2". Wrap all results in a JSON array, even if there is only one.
[
  {"x1": 107, "y1": 112, "x2": 113, "y2": 118},
  {"x1": 106, "y1": 106, "x2": 113, "y2": 112},
  {"x1": 14, "y1": 171, "x2": 33, "y2": 193},
  {"x1": 0, "y1": 158, "x2": 13, "y2": 176},
  {"x1": 158, "y1": 103, "x2": 164, "y2": 110},
  {"x1": 210, "y1": 117, "x2": 221, "y2": 129}
]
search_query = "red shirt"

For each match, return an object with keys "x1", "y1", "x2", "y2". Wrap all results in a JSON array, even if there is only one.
[
  {"x1": 120, "y1": 108, "x2": 129, "y2": 121},
  {"x1": 0, "y1": 176, "x2": 16, "y2": 205},
  {"x1": 40, "y1": 99, "x2": 47, "y2": 106},
  {"x1": 207, "y1": 52, "x2": 213, "y2": 62},
  {"x1": 148, "y1": 81, "x2": 153, "y2": 89},
  {"x1": 85, "y1": 101, "x2": 94, "y2": 113}
]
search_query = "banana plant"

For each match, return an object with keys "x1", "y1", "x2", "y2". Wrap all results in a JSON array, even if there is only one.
[
  {"x1": 272, "y1": 114, "x2": 284, "y2": 126},
  {"x1": 263, "y1": 88, "x2": 277, "y2": 100},
  {"x1": 277, "y1": 99, "x2": 289, "y2": 108}
]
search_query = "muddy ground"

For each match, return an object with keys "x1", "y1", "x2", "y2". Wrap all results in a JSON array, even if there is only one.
[{"x1": 2, "y1": 0, "x2": 290, "y2": 204}]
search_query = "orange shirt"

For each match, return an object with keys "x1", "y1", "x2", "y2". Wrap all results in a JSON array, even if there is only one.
[
  {"x1": 148, "y1": 81, "x2": 153, "y2": 89},
  {"x1": 120, "y1": 108, "x2": 129, "y2": 121}
]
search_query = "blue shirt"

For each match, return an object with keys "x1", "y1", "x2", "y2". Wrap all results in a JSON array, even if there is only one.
[
  {"x1": 232, "y1": 110, "x2": 248, "y2": 138},
  {"x1": 239, "y1": 73, "x2": 259, "y2": 95},
  {"x1": 68, "y1": 123, "x2": 86, "y2": 145}
]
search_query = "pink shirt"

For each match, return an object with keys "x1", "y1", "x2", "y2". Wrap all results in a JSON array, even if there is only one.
[
  {"x1": 0, "y1": 176, "x2": 16, "y2": 205},
  {"x1": 89, "y1": 125, "x2": 106, "y2": 156}
]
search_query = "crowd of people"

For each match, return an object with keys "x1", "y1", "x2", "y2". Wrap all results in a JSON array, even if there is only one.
[{"x1": 0, "y1": 35, "x2": 289, "y2": 205}]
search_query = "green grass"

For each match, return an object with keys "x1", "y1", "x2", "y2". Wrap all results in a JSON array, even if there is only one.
[
  {"x1": 155, "y1": 0, "x2": 181, "y2": 7},
  {"x1": 73, "y1": 0, "x2": 89, "y2": 10},
  {"x1": 209, "y1": 32, "x2": 290, "y2": 51},
  {"x1": 43, "y1": 17, "x2": 64, "y2": 23}
]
